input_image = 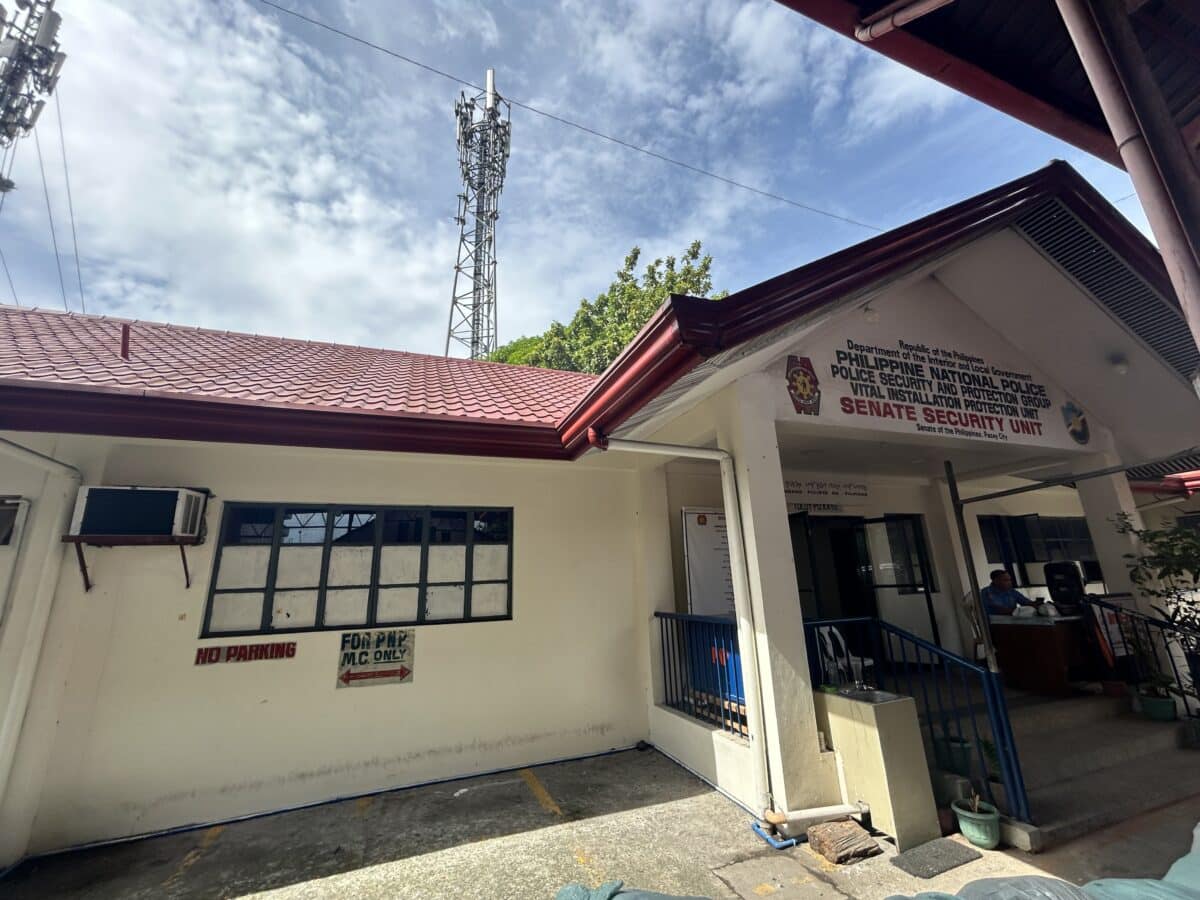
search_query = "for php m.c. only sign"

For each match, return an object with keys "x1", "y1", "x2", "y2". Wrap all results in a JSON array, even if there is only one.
[{"x1": 336, "y1": 628, "x2": 415, "y2": 688}]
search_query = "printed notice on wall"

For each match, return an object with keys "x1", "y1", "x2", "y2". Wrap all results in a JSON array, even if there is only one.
[
  {"x1": 336, "y1": 628, "x2": 415, "y2": 688},
  {"x1": 682, "y1": 507, "x2": 735, "y2": 618}
]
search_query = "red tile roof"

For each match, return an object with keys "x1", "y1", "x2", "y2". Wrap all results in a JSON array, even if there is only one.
[{"x1": 0, "y1": 306, "x2": 597, "y2": 427}]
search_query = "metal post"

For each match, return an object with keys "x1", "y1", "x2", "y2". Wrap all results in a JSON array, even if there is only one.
[
  {"x1": 944, "y1": 460, "x2": 999, "y2": 672},
  {"x1": 1056, "y1": 0, "x2": 1200, "y2": 363}
]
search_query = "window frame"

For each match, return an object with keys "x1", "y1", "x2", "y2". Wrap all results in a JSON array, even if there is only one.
[
  {"x1": 202, "y1": 502, "x2": 514, "y2": 638},
  {"x1": 976, "y1": 513, "x2": 1103, "y2": 587}
]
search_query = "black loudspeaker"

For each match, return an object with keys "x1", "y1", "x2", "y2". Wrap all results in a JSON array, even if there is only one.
[{"x1": 1044, "y1": 561, "x2": 1085, "y2": 612}]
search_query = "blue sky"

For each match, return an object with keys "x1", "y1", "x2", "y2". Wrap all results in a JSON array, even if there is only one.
[{"x1": 1, "y1": 0, "x2": 1147, "y2": 357}]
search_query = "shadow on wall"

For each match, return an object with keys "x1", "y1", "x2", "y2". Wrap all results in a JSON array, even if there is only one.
[{"x1": 2, "y1": 749, "x2": 710, "y2": 900}]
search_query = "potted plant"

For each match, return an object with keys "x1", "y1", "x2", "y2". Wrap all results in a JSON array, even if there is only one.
[
  {"x1": 1117, "y1": 514, "x2": 1200, "y2": 698},
  {"x1": 951, "y1": 791, "x2": 1001, "y2": 850},
  {"x1": 1136, "y1": 672, "x2": 1179, "y2": 722}
]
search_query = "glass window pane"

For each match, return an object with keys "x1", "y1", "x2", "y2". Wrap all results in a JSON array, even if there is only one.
[
  {"x1": 428, "y1": 546, "x2": 466, "y2": 583},
  {"x1": 471, "y1": 582, "x2": 508, "y2": 617},
  {"x1": 272, "y1": 590, "x2": 317, "y2": 628},
  {"x1": 324, "y1": 588, "x2": 369, "y2": 627},
  {"x1": 425, "y1": 584, "x2": 465, "y2": 620},
  {"x1": 223, "y1": 506, "x2": 275, "y2": 545},
  {"x1": 377, "y1": 587, "x2": 419, "y2": 623},
  {"x1": 275, "y1": 546, "x2": 323, "y2": 589},
  {"x1": 209, "y1": 592, "x2": 264, "y2": 632},
  {"x1": 473, "y1": 544, "x2": 508, "y2": 581},
  {"x1": 281, "y1": 509, "x2": 328, "y2": 545},
  {"x1": 215, "y1": 546, "x2": 271, "y2": 589},
  {"x1": 429, "y1": 510, "x2": 467, "y2": 544},
  {"x1": 379, "y1": 545, "x2": 421, "y2": 584},
  {"x1": 331, "y1": 510, "x2": 377, "y2": 545},
  {"x1": 328, "y1": 545, "x2": 373, "y2": 586},
  {"x1": 473, "y1": 511, "x2": 510, "y2": 544},
  {"x1": 381, "y1": 510, "x2": 422, "y2": 544}
]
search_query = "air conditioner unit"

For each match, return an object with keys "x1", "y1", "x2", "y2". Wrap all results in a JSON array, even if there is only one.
[{"x1": 67, "y1": 486, "x2": 207, "y2": 541}]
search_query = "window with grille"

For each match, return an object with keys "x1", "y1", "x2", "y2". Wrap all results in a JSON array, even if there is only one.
[{"x1": 203, "y1": 503, "x2": 512, "y2": 636}]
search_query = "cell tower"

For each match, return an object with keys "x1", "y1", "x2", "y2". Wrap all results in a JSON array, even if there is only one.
[
  {"x1": 0, "y1": 0, "x2": 67, "y2": 193},
  {"x1": 445, "y1": 68, "x2": 511, "y2": 359}
]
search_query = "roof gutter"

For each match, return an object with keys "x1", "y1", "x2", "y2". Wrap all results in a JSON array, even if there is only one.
[
  {"x1": 854, "y1": 0, "x2": 955, "y2": 42},
  {"x1": 559, "y1": 306, "x2": 703, "y2": 458}
]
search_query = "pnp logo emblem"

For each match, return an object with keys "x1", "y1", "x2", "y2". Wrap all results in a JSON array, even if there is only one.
[
  {"x1": 1062, "y1": 401, "x2": 1090, "y2": 445},
  {"x1": 786, "y1": 355, "x2": 821, "y2": 416}
]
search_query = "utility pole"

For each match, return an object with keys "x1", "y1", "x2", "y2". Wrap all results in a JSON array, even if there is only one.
[
  {"x1": 0, "y1": 0, "x2": 66, "y2": 193},
  {"x1": 445, "y1": 68, "x2": 511, "y2": 360}
]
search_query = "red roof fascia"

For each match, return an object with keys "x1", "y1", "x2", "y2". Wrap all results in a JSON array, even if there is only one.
[
  {"x1": 0, "y1": 385, "x2": 572, "y2": 461},
  {"x1": 559, "y1": 307, "x2": 703, "y2": 457},
  {"x1": 774, "y1": 0, "x2": 1122, "y2": 168}
]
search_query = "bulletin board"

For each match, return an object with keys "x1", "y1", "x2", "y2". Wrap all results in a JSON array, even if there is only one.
[{"x1": 681, "y1": 507, "x2": 735, "y2": 618}]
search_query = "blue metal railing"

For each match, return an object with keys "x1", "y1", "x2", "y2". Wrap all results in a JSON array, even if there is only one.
[
  {"x1": 804, "y1": 616, "x2": 1031, "y2": 823},
  {"x1": 1084, "y1": 595, "x2": 1199, "y2": 718},
  {"x1": 655, "y1": 611, "x2": 747, "y2": 737}
]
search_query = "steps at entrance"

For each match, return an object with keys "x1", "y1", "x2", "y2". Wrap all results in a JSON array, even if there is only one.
[
  {"x1": 1004, "y1": 693, "x2": 1200, "y2": 850},
  {"x1": 1026, "y1": 746, "x2": 1200, "y2": 849},
  {"x1": 1007, "y1": 695, "x2": 1129, "y2": 739},
  {"x1": 1017, "y1": 711, "x2": 1184, "y2": 791}
]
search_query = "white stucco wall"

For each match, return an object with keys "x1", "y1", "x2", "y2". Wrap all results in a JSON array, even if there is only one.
[{"x1": 0, "y1": 435, "x2": 656, "y2": 858}]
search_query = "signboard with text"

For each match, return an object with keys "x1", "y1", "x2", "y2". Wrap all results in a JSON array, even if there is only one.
[
  {"x1": 336, "y1": 628, "x2": 415, "y2": 688},
  {"x1": 780, "y1": 331, "x2": 1091, "y2": 450}
]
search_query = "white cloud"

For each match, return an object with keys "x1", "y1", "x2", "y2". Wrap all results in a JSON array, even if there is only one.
[
  {"x1": 0, "y1": 0, "x2": 1107, "y2": 363},
  {"x1": 841, "y1": 56, "x2": 960, "y2": 139}
]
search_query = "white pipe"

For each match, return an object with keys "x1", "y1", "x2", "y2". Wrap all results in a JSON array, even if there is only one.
[
  {"x1": 0, "y1": 437, "x2": 82, "y2": 479},
  {"x1": 485, "y1": 68, "x2": 495, "y2": 110},
  {"x1": 855, "y1": 0, "x2": 956, "y2": 42},
  {"x1": 0, "y1": 439, "x2": 80, "y2": 827},
  {"x1": 599, "y1": 437, "x2": 773, "y2": 817}
]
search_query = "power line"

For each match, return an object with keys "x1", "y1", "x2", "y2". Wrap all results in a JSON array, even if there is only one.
[
  {"x1": 0, "y1": 245, "x2": 18, "y2": 306},
  {"x1": 33, "y1": 126, "x2": 69, "y2": 312},
  {"x1": 54, "y1": 91, "x2": 84, "y2": 312},
  {"x1": 254, "y1": 0, "x2": 883, "y2": 233}
]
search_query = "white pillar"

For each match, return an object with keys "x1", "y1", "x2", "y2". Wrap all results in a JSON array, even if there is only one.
[
  {"x1": 715, "y1": 375, "x2": 840, "y2": 812},
  {"x1": 1075, "y1": 464, "x2": 1145, "y2": 607}
]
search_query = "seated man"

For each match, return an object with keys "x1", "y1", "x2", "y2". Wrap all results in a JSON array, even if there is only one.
[{"x1": 980, "y1": 569, "x2": 1037, "y2": 616}]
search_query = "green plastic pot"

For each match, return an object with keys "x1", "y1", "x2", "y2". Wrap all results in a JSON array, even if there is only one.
[
  {"x1": 951, "y1": 799, "x2": 1001, "y2": 850},
  {"x1": 1139, "y1": 693, "x2": 1178, "y2": 722}
]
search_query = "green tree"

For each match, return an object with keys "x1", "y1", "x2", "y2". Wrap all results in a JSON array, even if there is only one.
[{"x1": 489, "y1": 241, "x2": 725, "y2": 374}]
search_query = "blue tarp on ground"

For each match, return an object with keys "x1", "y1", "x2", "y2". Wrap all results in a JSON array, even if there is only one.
[{"x1": 886, "y1": 822, "x2": 1200, "y2": 900}]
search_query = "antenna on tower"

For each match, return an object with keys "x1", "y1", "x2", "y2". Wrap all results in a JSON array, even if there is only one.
[
  {"x1": 0, "y1": 0, "x2": 66, "y2": 194},
  {"x1": 445, "y1": 67, "x2": 511, "y2": 360}
]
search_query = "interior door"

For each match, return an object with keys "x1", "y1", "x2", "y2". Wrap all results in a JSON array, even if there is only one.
[{"x1": 859, "y1": 514, "x2": 941, "y2": 647}]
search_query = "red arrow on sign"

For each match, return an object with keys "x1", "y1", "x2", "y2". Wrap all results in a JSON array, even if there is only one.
[{"x1": 339, "y1": 666, "x2": 411, "y2": 686}]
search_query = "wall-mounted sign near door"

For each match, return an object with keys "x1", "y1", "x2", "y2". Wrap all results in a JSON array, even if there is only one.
[{"x1": 337, "y1": 628, "x2": 415, "y2": 688}]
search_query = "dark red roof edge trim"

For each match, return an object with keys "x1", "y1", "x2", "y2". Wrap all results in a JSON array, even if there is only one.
[
  {"x1": 559, "y1": 309, "x2": 702, "y2": 458},
  {"x1": 774, "y1": 0, "x2": 1121, "y2": 169},
  {"x1": 0, "y1": 386, "x2": 573, "y2": 461}
]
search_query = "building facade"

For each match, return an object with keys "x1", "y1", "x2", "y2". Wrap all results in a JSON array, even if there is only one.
[{"x1": 2, "y1": 162, "x2": 1197, "y2": 866}]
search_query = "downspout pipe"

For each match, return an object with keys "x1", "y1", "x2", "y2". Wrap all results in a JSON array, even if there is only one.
[
  {"x1": 589, "y1": 431, "x2": 870, "y2": 834},
  {"x1": 0, "y1": 438, "x2": 81, "y2": 827},
  {"x1": 1056, "y1": 0, "x2": 1200, "y2": 364},
  {"x1": 588, "y1": 430, "x2": 773, "y2": 819},
  {"x1": 855, "y1": 0, "x2": 956, "y2": 42}
]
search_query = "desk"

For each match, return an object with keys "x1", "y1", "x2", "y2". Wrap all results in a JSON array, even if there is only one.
[{"x1": 990, "y1": 616, "x2": 1089, "y2": 695}]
